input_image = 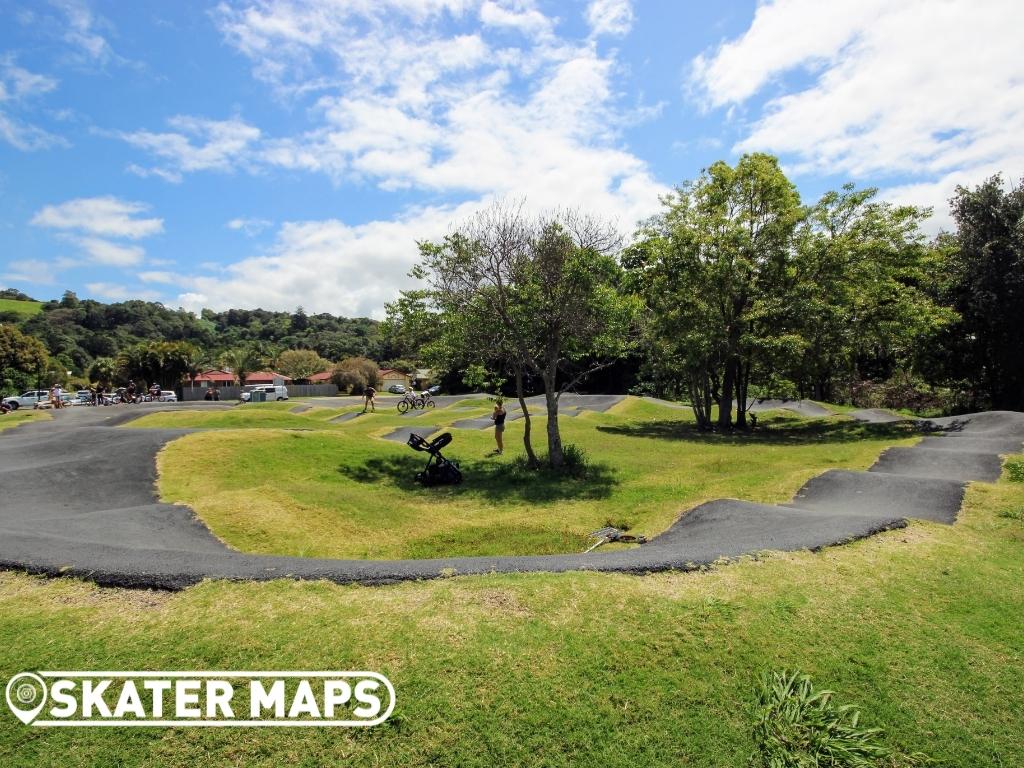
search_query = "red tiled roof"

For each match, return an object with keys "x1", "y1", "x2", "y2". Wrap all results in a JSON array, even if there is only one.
[{"x1": 246, "y1": 371, "x2": 293, "y2": 383}]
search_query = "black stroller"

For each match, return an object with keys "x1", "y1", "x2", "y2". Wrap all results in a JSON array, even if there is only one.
[{"x1": 407, "y1": 432, "x2": 463, "y2": 486}]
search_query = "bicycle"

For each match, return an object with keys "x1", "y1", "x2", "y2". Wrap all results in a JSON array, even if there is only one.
[
  {"x1": 417, "y1": 391, "x2": 436, "y2": 410},
  {"x1": 396, "y1": 392, "x2": 420, "y2": 414}
]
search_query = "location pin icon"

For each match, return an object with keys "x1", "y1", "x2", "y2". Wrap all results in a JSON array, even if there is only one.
[{"x1": 5, "y1": 673, "x2": 48, "y2": 725}]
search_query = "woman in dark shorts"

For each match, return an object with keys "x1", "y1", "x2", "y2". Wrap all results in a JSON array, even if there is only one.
[{"x1": 491, "y1": 399, "x2": 506, "y2": 454}]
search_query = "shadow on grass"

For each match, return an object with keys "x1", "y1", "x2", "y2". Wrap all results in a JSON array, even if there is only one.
[
  {"x1": 597, "y1": 414, "x2": 923, "y2": 446},
  {"x1": 338, "y1": 453, "x2": 618, "y2": 502}
]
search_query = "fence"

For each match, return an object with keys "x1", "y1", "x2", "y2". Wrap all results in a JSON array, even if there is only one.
[{"x1": 181, "y1": 383, "x2": 339, "y2": 401}]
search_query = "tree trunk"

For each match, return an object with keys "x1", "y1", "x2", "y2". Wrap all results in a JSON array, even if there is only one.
[
  {"x1": 718, "y1": 357, "x2": 735, "y2": 430},
  {"x1": 542, "y1": 366, "x2": 563, "y2": 468},
  {"x1": 515, "y1": 365, "x2": 538, "y2": 468},
  {"x1": 736, "y1": 361, "x2": 750, "y2": 430}
]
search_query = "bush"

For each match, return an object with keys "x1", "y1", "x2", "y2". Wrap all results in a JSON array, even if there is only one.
[
  {"x1": 850, "y1": 372, "x2": 952, "y2": 415},
  {"x1": 750, "y1": 670, "x2": 927, "y2": 767}
]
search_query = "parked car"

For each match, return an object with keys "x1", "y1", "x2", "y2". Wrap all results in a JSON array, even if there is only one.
[
  {"x1": 76, "y1": 389, "x2": 93, "y2": 403},
  {"x1": 3, "y1": 390, "x2": 54, "y2": 410},
  {"x1": 155, "y1": 390, "x2": 178, "y2": 402},
  {"x1": 427, "y1": 385, "x2": 441, "y2": 395},
  {"x1": 240, "y1": 384, "x2": 289, "y2": 402},
  {"x1": 387, "y1": 384, "x2": 406, "y2": 394}
]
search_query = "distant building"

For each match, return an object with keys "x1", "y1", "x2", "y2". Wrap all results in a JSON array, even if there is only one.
[
  {"x1": 307, "y1": 370, "x2": 334, "y2": 383},
  {"x1": 246, "y1": 371, "x2": 292, "y2": 385},
  {"x1": 192, "y1": 369, "x2": 235, "y2": 387},
  {"x1": 378, "y1": 368, "x2": 411, "y2": 390}
]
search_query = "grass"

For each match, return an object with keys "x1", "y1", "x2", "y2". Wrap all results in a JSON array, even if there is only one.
[
  {"x1": 130, "y1": 397, "x2": 921, "y2": 560},
  {"x1": 0, "y1": 298, "x2": 43, "y2": 318},
  {"x1": 1, "y1": 468, "x2": 1022, "y2": 766},
  {"x1": 0, "y1": 410, "x2": 48, "y2": 432}
]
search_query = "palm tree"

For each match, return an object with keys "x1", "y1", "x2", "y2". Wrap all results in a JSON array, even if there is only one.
[{"x1": 220, "y1": 346, "x2": 265, "y2": 387}]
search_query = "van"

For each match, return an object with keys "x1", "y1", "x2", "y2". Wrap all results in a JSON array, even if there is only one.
[{"x1": 240, "y1": 384, "x2": 289, "y2": 402}]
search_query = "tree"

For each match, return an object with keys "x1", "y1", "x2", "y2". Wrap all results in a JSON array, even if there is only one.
[
  {"x1": 88, "y1": 357, "x2": 117, "y2": 389},
  {"x1": 330, "y1": 356, "x2": 380, "y2": 394},
  {"x1": 788, "y1": 185, "x2": 952, "y2": 401},
  {"x1": 0, "y1": 325, "x2": 49, "y2": 393},
  {"x1": 636, "y1": 154, "x2": 802, "y2": 429},
  {"x1": 219, "y1": 346, "x2": 266, "y2": 387},
  {"x1": 417, "y1": 201, "x2": 640, "y2": 468},
  {"x1": 116, "y1": 341, "x2": 200, "y2": 390},
  {"x1": 277, "y1": 349, "x2": 330, "y2": 382},
  {"x1": 934, "y1": 175, "x2": 1024, "y2": 410}
]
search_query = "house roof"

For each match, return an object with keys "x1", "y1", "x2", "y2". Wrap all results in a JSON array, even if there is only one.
[
  {"x1": 378, "y1": 368, "x2": 408, "y2": 377},
  {"x1": 193, "y1": 369, "x2": 235, "y2": 382},
  {"x1": 246, "y1": 371, "x2": 293, "y2": 382},
  {"x1": 308, "y1": 370, "x2": 333, "y2": 382}
]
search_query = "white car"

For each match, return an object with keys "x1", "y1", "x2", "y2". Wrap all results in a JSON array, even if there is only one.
[
  {"x1": 2, "y1": 390, "x2": 69, "y2": 410},
  {"x1": 157, "y1": 390, "x2": 178, "y2": 402},
  {"x1": 240, "y1": 384, "x2": 289, "y2": 402}
]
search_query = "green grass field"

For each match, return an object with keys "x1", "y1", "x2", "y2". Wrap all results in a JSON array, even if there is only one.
[
  {"x1": 0, "y1": 298, "x2": 43, "y2": 318},
  {"x1": 131, "y1": 398, "x2": 920, "y2": 559},
  {"x1": 2, "y1": 397, "x2": 1022, "y2": 766},
  {"x1": 0, "y1": 410, "x2": 48, "y2": 432}
]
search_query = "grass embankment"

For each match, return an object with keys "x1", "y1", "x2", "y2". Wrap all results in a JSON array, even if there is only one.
[
  {"x1": 0, "y1": 298, "x2": 43, "y2": 318},
  {"x1": 0, "y1": 410, "x2": 49, "y2": 432},
  {"x1": 1, "y1": 472, "x2": 1022, "y2": 766},
  {"x1": 130, "y1": 398, "x2": 919, "y2": 560}
]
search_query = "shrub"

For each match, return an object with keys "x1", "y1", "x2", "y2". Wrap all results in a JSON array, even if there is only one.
[{"x1": 750, "y1": 670, "x2": 923, "y2": 767}]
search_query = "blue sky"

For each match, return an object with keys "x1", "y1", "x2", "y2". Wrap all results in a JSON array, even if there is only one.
[{"x1": 2, "y1": 0, "x2": 1022, "y2": 317}]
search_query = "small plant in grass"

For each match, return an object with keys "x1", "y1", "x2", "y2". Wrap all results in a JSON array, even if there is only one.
[
  {"x1": 997, "y1": 507, "x2": 1023, "y2": 521},
  {"x1": 750, "y1": 670, "x2": 929, "y2": 767},
  {"x1": 1004, "y1": 459, "x2": 1024, "y2": 483},
  {"x1": 509, "y1": 443, "x2": 592, "y2": 479}
]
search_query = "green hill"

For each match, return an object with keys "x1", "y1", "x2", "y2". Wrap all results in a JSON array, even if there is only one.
[{"x1": 0, "y1": 298, "x2": 43, "y2": 318}]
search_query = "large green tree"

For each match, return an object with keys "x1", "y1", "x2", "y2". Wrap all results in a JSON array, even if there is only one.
[
  {"x1": 416, "y1": 202, "x2": 640, "y2": 468},
  {"x1": 0, "y1": 324, "x2": 49, "y2": 393},
  {"x1": 928, "y1": 175, "x2": 1024, "y2": 410},
  {"x1": 636, "y1": 154, "x2": 802, "y2": 429}
]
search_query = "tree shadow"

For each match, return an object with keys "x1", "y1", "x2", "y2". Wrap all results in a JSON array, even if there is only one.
[
  {"x1": 597, "y1": 415, "x2": 923, "y2": 446},
  {"x1": 337, "y1": 453, "x2": 619, "y2": 502}
]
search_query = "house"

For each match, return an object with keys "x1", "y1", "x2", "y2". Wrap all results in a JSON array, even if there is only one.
[
  {"x1": 191, "y1": 369, "x2": 236, "y2": 387},
  {"x1": 308, "y1": 370, "x2": 334, "y2": 383},
  {"x1": 246, "y1": 371, "x2": 293, "y2": 386},
  {"x1": 378, "y1": 368, "x2": 411, "y2": 390},
  {"x1": 412, "y1": 368, "x2": 433, "y2": 388}
]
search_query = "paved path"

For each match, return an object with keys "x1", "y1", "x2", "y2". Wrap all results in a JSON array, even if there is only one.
[{"x1": 0, "y1": 401, "x2": 1021, "y2": 590}]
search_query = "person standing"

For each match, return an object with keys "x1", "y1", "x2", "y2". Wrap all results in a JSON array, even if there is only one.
[
  {"x1": 491, "y1": 399, "x2": 506, "y2": 454},
  {"x1": 363, "y1": 385, "x2": 376, "y2": 413}
]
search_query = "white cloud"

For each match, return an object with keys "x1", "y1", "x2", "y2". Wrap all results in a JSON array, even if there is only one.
[
  {"x1": 689, "y1": 0, "x2": 1024, "y2": 228},
  {"x1": 73, "y1": 236, "x2": 145, "y2": 266},
  {"x1": 0, "y1": 56, "x2": 58, "y2": 101},
  {"x1": 138, "y1": 270, "x2": 179, "y2": 284},
  {"x1": 0, "y1": 55, "x2": 66, "y2": 151},
  {"x1": 585, "y1": 0, "x2": 633, "y2": 37},
  {"x1": 174, "y1": 203, "x2": 478, "y2": 317},
  {"x1": 152, "y1": 0, "x2": 665, "y2": 315},
  {"x1": 479, "y1": 1, "x2": 553, "y2": 37},
  {"x1": 85, "y1": 281, "x2": 160, "y2": 301},
  {"x1": 31, "y1": 196, "x2": 164, "y2": 239},
  {"x1": 118, "y1": 116, "x2": 261, "y2": 181},
  {"x1": 226, "y1": 217, "x2": 272, "y2": 236},
  {"x1": 50, "y1": 0, "x2": 117, "y2": 64}
]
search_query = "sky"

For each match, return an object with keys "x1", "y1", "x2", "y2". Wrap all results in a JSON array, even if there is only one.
[{"x1": 1, "y1": 0, "x2": 1022, "y2": 318}]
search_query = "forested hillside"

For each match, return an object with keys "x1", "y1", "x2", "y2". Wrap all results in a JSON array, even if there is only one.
[{"x1": 0, "y1": 288, "x2": 382, "y2": 382}]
